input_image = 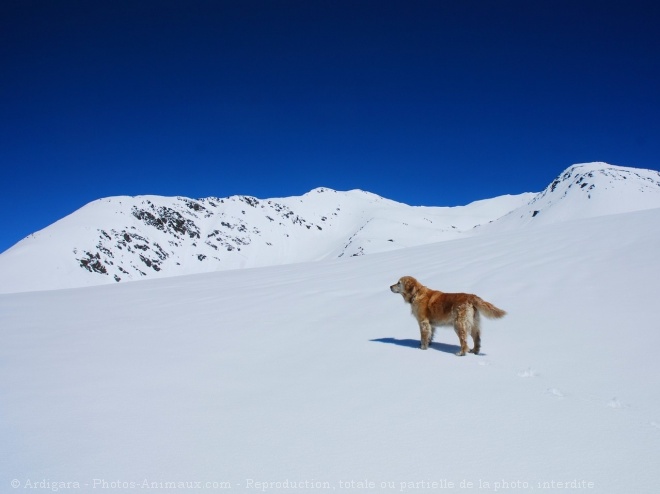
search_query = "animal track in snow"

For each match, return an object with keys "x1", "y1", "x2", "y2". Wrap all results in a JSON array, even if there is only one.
[
  {"x1": 517, "y1": 367, "x2": 539, "y2": 378},
  {"x1": 478, "y1": 360, "x2": 660, "y2": 434},
  {"x1": 473, "y1": 360, "x2": 657, "y2": 432},
  {"x1": 607, "y1": 397, "x2": 629, "y2": 410},
  {"x1": 546, "y1": 388, "x2": 564, "y2": 399}
]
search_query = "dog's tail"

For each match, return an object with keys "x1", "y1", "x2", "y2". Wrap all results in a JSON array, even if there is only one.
[{"x1": 474, "y1": 297, "x2": 507, "y2": 319}]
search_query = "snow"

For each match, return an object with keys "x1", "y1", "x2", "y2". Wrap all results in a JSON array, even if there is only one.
[
  {"x1": 0, "y1": 189, "x2": 533, "y2": 294},
  {"x1": 1, "y1": 162, "x2": 660, "y2": 492},
  {"x1": 2, "y1": 202, "x2": 660, "y2": 492},
  {"x1": 476, "y1": 162, "x2": 660, "y2": 232},
  {"x1": 4, "y1": 162, "x2": 659, "y2": 295}
]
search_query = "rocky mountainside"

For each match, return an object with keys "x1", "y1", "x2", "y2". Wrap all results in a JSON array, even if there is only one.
[{"x1": 0, "y1": 187, "x2": 531, "y2": 293}]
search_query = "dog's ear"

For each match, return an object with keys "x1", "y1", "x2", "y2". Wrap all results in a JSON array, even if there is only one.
[{"x1": 403, "y1": 276, "x2": 417, "y2": 294}]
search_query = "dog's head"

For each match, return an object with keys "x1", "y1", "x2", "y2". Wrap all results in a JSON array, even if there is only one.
[{"x1": 390, "y1": 276, "x2": 420, "y2": 303}]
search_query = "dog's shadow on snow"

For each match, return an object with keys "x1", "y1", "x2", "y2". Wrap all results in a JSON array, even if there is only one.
[{"x1": 370, "y1": 338, "x2": 463, "y2": 355}]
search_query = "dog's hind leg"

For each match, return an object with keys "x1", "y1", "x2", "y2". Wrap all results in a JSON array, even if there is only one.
[
  {"x1": 454, "y1": 323, "x2": 469, "y2": 356},
  {"x1": 419, "y1": 320, "x2": 432, "y2": 350},
  {"x1": 454, "y1": 306, "x2": 471, "y2": 356},
  {"x1": 469, "y1": 310, "x2": 481, "y2": 355}
]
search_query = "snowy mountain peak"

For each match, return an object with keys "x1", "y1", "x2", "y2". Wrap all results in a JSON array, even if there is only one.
[
  {"x1": 545, "y1": 162, "x2": 660, "y2": 197},
  {"x1": 303, "y1": 187, "x2": 393, "y2": 204},
  {"x1": 307, "y1": 186, "x2": 336, "y2": 194},
  {"x1": 479, "y1": 162, "x2": 660, "y2": 231}
]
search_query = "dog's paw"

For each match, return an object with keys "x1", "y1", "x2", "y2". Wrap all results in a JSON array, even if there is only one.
[{"x1": 455, "y1": 351, "x2": 466, "y2": 356}]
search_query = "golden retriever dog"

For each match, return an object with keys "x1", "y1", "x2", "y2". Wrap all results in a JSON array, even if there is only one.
[{"x1": 390, "y1": 276, "x2": 506, "y2": 355}]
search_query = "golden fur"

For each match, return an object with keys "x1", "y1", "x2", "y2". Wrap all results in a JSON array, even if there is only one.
[{"x1": 390, "y1": 276, "x2": 506, "y2": 356}]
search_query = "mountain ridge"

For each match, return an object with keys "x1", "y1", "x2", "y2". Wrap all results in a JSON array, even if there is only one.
[{"x1": 1, "y1": 162, "x2": 658, "y2": 293}]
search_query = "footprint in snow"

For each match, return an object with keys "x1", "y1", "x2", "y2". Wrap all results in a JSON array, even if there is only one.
[
  {"x1": 546, "y1": 388, "x2": 564, "y2": 399},
  {"x1": 606, "y1": 397, "x2": 629, "y2": 410},
  {"x1": 517, "y1": 367, "x2": 539, "y2": 378}
]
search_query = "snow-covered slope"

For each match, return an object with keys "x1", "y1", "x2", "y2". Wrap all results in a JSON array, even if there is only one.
[
  {"x1": 2, "y1": 206, "x2": 659, "y2": 492},
  {"x1": 1, "y1": 162, "x2": 659, "y2": 295},
  {"x1": 0, "y1": 188, "x2": 531, "y2": 293},
  {"x1": 478, "y1": 162, "x2": 660, "y2": 232}
]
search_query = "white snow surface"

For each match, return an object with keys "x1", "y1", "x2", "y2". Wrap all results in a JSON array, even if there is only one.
[
  {"x1": 1, "y1": 210, "x2": 659, "y2": 492},
  {"x1": 1, "y1": 163, "x2": 660, "y2": 493}
]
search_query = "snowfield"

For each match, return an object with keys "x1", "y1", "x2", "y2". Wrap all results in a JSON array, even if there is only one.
[
  {"x1": 1, "y1": 163, "x2": 660, "y2": 492},
  {"x1": 2, "y1": 206, "x2": 660, "y2": 493}
]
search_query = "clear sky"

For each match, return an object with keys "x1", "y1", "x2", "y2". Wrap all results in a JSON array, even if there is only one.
[{"x1": 1, "y1": 0, "x2": 659, "y2": 253}]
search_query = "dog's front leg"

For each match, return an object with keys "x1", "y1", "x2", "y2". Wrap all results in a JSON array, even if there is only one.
[{"x1": 419, "y1": 320, "x2": 432, "y2": 350}]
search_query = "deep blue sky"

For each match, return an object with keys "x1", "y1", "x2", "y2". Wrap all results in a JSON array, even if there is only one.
[{"x1": 2, "y1": 1, "x2": 659, "y2": 253}]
